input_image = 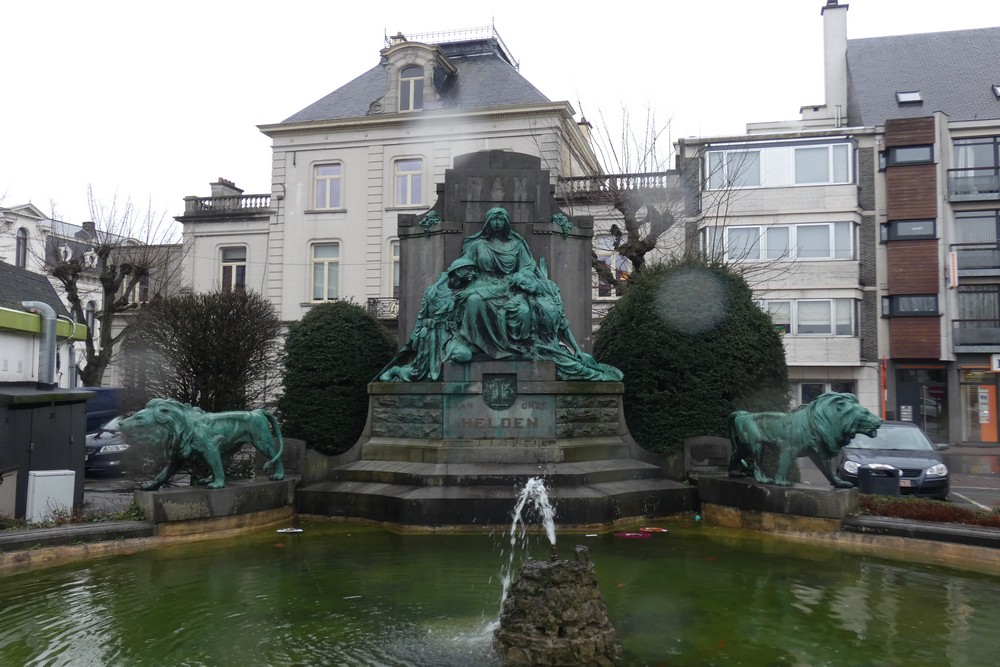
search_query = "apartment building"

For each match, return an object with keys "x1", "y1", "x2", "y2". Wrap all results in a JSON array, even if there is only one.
[{"x1": 678, "y1": 1, "x2": 1000, "y2": 445}]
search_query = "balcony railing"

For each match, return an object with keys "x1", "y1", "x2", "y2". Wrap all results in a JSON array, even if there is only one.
[
  {"x1": 948, "y1": 167, "x2": 1000, "y2": 201},
  {"x1": 953, "y1": 319, "x2": 1000, "y2": 348},
  {"x1": 367, "y1": 297, "x2": 399, "y2": 320},
  {"x1": 183, "y1": 194, "x2": 271, "y2": 215},
  {"x1": 950, "y1": 242, "x2": 1000, "y2": 274},
  {"x1": 558, "y1": 172, "x2": 676, "y2": 200}
]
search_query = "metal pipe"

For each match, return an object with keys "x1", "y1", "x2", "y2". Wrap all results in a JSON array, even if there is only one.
[{"x1": 21, "y1": 300, "x2": 57, "y2": 388}]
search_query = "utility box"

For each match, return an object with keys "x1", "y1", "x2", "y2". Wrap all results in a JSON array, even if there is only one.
[
  {"x1": 858, "y1": 464, "x2": 900, "y2": 496},
  {"x1": 26, "y1": 470, "x2": 76, "y2": 523}
]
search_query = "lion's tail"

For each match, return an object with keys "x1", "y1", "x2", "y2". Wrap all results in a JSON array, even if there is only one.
[{"x1": 262, "y1": 410, "x2": 285, "y2": 471}]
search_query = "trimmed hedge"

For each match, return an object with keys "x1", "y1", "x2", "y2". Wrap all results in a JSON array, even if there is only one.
[
  {"x1": 593, "y1": 261, "x2": 790, "y2": 454},
  {"x1": 279, "y1": 301, "x2": 397, "y2": 455}
]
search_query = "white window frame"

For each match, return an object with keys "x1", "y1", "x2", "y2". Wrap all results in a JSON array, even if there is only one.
[
  {"x1": 761, "y1": 298, "x2": 856, "y2": 336},
  {"x1": 399, "y1": 65, "x2": 424, "y2": 112},
  {"x1": 712, "y1": 222, "x2": 854, "y2": 262},
  {"x1": 311, "y1": 242, "x2": 340, "y2": 302},
  {"x1": 391, "y1": 240, "x2": 400, "y2": 299},
  {"x1": 707, "y1": 141, "x2": 853, "y2": 190},
  {"x1": 314, "y1": 163, "x2": 343, "y2": 210},
  {"x1": 394, "y1": 158, "x2": 424, "y2": 207},
  {"x1": 220, "y1": 246, "x2": 247, "y2": 294}
]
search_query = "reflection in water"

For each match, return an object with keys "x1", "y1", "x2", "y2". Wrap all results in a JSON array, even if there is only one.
[{"x1": 0, "y1": 522, "x2": 998, "y2": 666}]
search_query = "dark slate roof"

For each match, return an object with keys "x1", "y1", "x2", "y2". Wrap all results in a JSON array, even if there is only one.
[
  {"x1": 847, "y1": 27, "x2": 1000, "y2": 127},
  {"x1": 0, "y1": 262, "x2": 71, "y2": 318},
  {"x1": 283, "y1": 39, "x2": 550, "y2": 124}
]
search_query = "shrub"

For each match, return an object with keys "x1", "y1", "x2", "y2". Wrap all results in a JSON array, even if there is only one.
[
  {"x1": 593, "y1": 260, "x2": 790, "y2": 454},
  {"x1": 857, "y1": 495, "x2": 1000, "y2": 528},
  {"x1": 279, "y1": 301, "x2": 397, "y2": 455}
]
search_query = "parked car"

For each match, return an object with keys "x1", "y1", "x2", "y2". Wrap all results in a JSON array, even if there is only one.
[
  {"x1": 836, "y1": 421, "x2": 949, "y2": 500},
  {"x1": 85, "y1": 387, "x2": 121, "y2": 434},
  {"x1": 85, "y1": 417, "x2": 129, "y2": 475}
]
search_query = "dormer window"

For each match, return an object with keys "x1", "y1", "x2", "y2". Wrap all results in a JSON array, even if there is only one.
[
  {"x1": 896, "y1": 91, "x2": 923, "y2": 105},
  {"x1": 399, "y1": 66, "x2": 423, "y2": 112}
]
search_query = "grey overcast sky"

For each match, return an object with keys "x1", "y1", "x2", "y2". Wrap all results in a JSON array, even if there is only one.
[{"x1": 4, "y1": 0, "x2": 1000, "y2": 227}]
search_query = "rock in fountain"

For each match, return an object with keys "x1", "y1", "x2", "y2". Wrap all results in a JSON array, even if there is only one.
[{"x1": 493, "y1": 545, "x2": 622, "y2": 666}]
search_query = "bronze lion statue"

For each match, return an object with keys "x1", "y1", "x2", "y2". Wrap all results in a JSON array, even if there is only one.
[
  {"x1": 728, "y1": 392, "x2": 881, "y2": 488},
  {"x1": 120, "y1": 398, "x2": 285, "y2": 490}
]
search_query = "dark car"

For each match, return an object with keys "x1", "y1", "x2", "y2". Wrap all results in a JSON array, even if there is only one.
[
  {"x1": 85, "y1": 387, "x2": 121, "y2": 434},
  {"x1": 836, "y1": 421, "x2": 949, "y2": 499},
  {"x1": 85, "y1": 417, "x2": 130, "y2": 475}
]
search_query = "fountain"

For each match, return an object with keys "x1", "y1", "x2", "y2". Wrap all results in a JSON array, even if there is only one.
[
  {"x1": 1, "y1": 518, "x2": 999, "y2": 665},
  {"x1": 492, "y1": 478, "x2": 619, "y2": 666}
]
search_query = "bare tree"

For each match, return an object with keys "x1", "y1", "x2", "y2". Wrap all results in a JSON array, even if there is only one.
[
  {"x1": 47, "y1": 187, "x2": 185, "y2": 386},
  {"x1": 556, "y1": 107, "x2": 698, "y2": 295}
]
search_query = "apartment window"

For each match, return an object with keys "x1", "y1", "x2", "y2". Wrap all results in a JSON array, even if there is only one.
[
  {"x1": 955, "y1": 137, "x2": 999, "y2": 169},
  {"x1": 314, "y1": 163, "x2": 343, "y2": 209},
  {"x1": 762, "y1": 298, "x2": 856, "y2": 336},
  {"x1": 709, "y1": 221, "x2": 854, "y2": 262},
  {"x1": 221, "y1": 246, "x2": 247, "y2": 294},
  {"x1": 15, "y1": 227, "x2": 28, "y2": 268},
  {"x1": 880, "y1": 219, "x2": 936, "y2": 242},
  {"x1": 399, "y1": 65, "x2": 423, "y2": 112},
  {"x1": 958, "y1": 285, "x2": 1000, "y2": 322},
  {"x1": 885, "y1": 145, "x2": 933, "y2": 166},
  {"x1": 800, "y1": 381, "x2": 856, "y2": 405},
  {"x1": 395, "y1": 158, "x2": 423, "y2": 206},
  {"x1": 882, "y1": 295, "x2": 938, "y2": 317},
  {"x1": 391, "y1": 240, "x2": 400, "y2": 299},
  {"x1": 707, "y1": 140, "x2": 853, "y2": 190},
  {"x1": 794, "y1": 144, "x2": 851, "y2": 185},
  {"x1": 707, "y1": 149, "x2": 760, "y2": 189},
  {"x1": 311, "y1": 243, "x2": 340, "y2": 301}
]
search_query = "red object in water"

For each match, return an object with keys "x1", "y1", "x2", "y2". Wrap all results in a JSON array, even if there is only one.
[
  {"x1": 639, "y1": 527, "x2": 668, "y2": 533},
  {"x1": 614, "y1": 531, "x2": 652, "y2": 539}
]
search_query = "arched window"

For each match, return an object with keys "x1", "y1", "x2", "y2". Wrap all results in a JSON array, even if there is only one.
[
  {"x1": 15, "y1": 228, "x2": 28, "y2": 268},
  {"x1": 399, "y1": 65, "x2": 423, "y2": 112}
]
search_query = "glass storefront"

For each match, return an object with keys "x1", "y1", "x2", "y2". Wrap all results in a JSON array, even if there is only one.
[
  {"x1": 960, "y1": 368, "x2": 999, "y2": 444},
  {"x1": 895, "y1": 367, "x2": 948, "y2": 442}
]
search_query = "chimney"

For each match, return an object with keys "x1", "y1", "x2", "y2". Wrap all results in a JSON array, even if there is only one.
[
  {"x1": 210, "y1": 178, "x2": 244, "y2": 198},
  {"x1": 822, "y1": 1, "x2": 849, "y2": 124}
]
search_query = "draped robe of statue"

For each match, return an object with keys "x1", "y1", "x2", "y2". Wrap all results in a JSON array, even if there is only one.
[{"x1": 379, "y1": 207, "x2": 622, "y2": 383}]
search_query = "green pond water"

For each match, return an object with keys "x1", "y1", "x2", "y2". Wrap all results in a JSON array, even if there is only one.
[{"x1": 1, "y1": 519, "x2": 999, "y2": 666}]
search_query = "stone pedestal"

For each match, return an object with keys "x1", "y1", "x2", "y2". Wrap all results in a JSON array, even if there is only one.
[
  {"x1": 698, "y1": 476, "x2": 858, "y2": 532},
  {"x1": 135, "y1": 477, "x2": 299, "y2": 536},
  {"x1": 298, "y1": 362, "x2": 695, "y2": 527}
]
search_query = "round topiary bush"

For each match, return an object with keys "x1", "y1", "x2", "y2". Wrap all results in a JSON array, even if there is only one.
[
  {"x1": 279, "y1": 301, "x2": 398, "y2": 455},
  {"x1": 592, "y1": 260, "x2": 790, "y2": 454}
]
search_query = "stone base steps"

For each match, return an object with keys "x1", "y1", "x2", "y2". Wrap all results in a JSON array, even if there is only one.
[
  {"x1": 328, "y1": 458, "x2": 665, "y2": 487},
  {"x1": 298, "y1": 476, "x2": 696, "y2": 527}
]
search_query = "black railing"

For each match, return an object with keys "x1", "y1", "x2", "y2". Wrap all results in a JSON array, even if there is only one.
[
  {"x1": 367, "y1": 297, "x2": 399, "y2": 320},
  {"x1": 948, "y1": 167, "x2": 1000, "y2": 201},
  {"x1": 953, "y1": 319, "x2": 1000, "y2": 347},
  {"x1": 950, "y1": 242, "x2": 1000, "y2": 272},
  {"x1": 183, "y1": 194, "x2": 271, "y2": 215}
]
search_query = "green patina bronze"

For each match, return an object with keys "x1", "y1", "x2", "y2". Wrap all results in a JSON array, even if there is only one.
[
  {"x1": 381, "y1": 207, "x2": 622, "y2": 382},
  {"x1": 728, "y1": 392, "x2": 881, "y2": 487},
  {"x1": 119, "y1": 398, "x2": 285, "y2": 490},
  {"x1": 551, "y1": 212, "x2": 573, "y2": 238},
  {"x1": 418, "y1": 209, "x2": 442, "y2": 236}
]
